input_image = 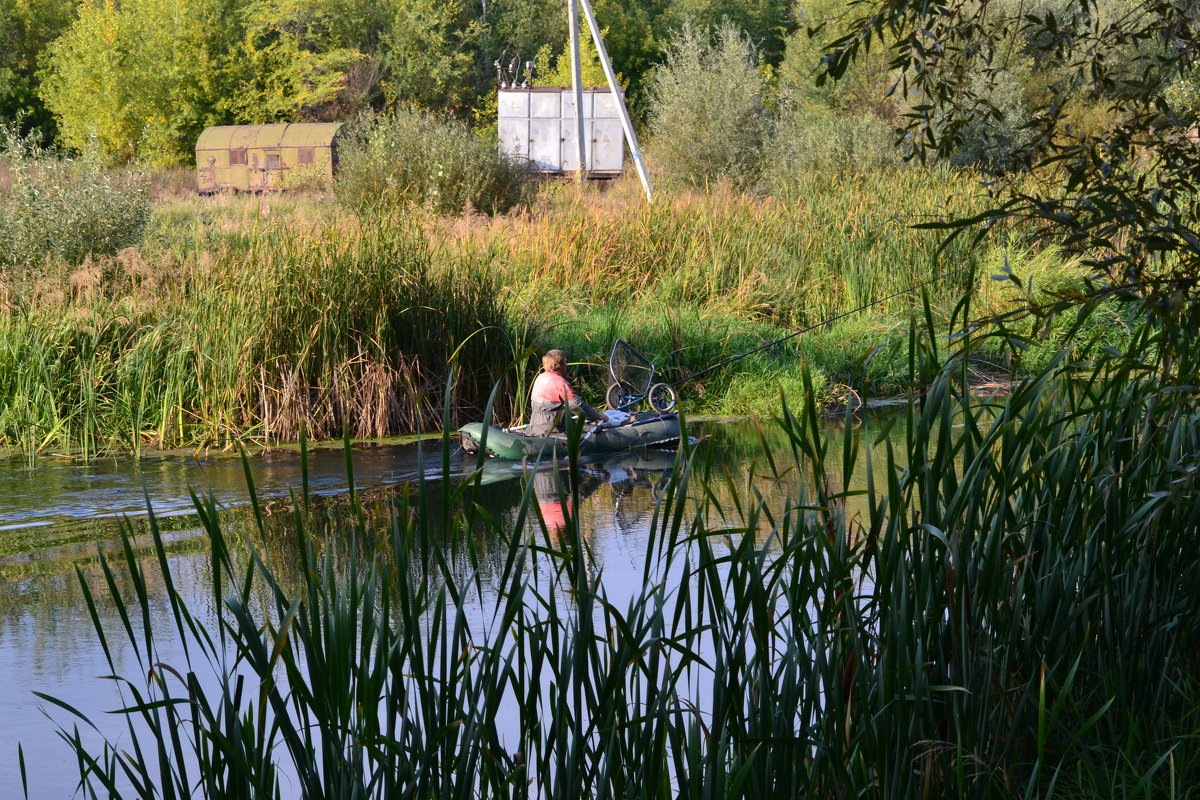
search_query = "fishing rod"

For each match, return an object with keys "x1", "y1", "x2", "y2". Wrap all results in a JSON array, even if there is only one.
[{"x1": 670, "y1": 264, "x2": 975, "y2": 388}]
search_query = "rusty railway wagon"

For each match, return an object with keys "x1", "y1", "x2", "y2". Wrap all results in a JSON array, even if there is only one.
[{"x1": 195, "y1": 123, "x2": 343, "y2": 193}]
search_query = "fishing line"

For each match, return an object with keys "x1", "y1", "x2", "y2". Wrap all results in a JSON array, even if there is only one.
[{"x1": 671, "y1": 264, "x2": 975, "y2": 387}]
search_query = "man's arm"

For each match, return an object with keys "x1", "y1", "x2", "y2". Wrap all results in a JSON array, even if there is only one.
[{"x1": 565, "y1": 391, "x2": 607, "y2": 423}]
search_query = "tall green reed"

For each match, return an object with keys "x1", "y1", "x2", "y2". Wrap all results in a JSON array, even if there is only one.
[
  {"x1": 35, "y1": 319, "x2": 1200, "y2": 798},
  {"x1": 0, "y1": 217, "x2": 528, "y2": 456}
]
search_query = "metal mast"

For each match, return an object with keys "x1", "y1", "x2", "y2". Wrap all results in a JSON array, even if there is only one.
[
  {"x1": 567, "y1": 0, "x2": 587, "y2": 184},
  {"x1": 578, "y1": 0, "x2": 653, "y2": 200}
]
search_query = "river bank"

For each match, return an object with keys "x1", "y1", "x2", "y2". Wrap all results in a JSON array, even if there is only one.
[{"x1": 1, "y1": 169, "x2": 1123, "y2": 457}]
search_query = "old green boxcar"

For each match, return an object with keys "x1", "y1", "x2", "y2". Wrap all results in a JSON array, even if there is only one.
[{"x1": 195, "y1": 123, "x2": 343, "y2": 193}]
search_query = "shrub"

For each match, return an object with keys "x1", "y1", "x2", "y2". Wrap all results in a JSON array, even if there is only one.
[
  {"x1": 646, "y1": 22, "x2": 771, "y2": 190},
  {"x1": 0, "y1": 127, "x2": 150, "y2": 272},
  {"x1": 767, "y1": 106, "x2": 902, "y2": 189},
  {"x1": 335, "y1": 108, "x2": 530, "y2": 215}
]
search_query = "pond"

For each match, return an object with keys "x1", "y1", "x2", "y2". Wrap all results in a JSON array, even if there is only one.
[{"x1": 0, "y1": 415, "x2": 884, "y2": 797}]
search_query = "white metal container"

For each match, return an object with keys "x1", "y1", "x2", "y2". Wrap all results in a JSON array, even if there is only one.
[{"x1": 497, "y1": 87, "x2": 625, "y2": 176}]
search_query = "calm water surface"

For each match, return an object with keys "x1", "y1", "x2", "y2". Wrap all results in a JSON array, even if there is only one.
[{"x1": 0, "y1": 418, "x2": 882, "y2": 797}]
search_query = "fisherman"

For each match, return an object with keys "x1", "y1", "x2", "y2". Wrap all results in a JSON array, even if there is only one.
[{"x1": 527, "y1": 349, "x2": 609, "y2": 437}]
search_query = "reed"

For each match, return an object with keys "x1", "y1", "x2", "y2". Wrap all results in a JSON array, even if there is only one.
[
  {"x1": 456, "y1": 169, "x2": 989, "y2": 325},
  {"x1": 0, "y1": 216, "x2": 530, "y2": 456},
  {"x1": 2, "y1": 166, "x2": 1116, "y2": 453},
  {"x1": 35, "y1": 323, "x2": 1200, "y2": 798}
]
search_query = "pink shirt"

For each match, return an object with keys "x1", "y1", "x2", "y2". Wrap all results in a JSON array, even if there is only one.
[{"x1": 531, "y1": 371, "x2": 579, "y2": 405}]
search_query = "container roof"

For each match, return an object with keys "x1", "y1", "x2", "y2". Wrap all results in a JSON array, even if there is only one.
[{"x1": 196, "y1": 123, "x2": 343, "y2": 151}]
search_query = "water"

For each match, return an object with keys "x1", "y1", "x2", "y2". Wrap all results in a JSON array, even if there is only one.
[{"x1": 0, "y1": 419, "x2": 869, "y2": 797}]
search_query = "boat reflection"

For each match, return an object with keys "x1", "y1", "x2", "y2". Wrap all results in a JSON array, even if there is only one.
[{"x1": 523, "y1": 449, "x2": 681, "y2": 537}]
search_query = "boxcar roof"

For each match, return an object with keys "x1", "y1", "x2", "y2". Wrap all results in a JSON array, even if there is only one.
[{"x1": 196, "y1": 123, "x2": 343, "y2": 151}]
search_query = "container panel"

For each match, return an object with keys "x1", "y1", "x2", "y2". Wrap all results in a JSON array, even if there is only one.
[
  {"x1": 498, "y1": 119, "x2": 530, "y2": 160},
  {"x1": 560, "y1": 90, "x2": 593, "y2": 120},
  {"x1": 593, "y1": 91, "x2": 622, "y2": 119},
  {"x1": 498, "y1": 90, "x2": 530, "y2": 119},
  {"x1": 591, "y1": 119, "x2": 624, "y2": 172},
  {"x1": 530, "y1": 119, "x2": 561, "y2": 172},
  {"x1": 561, "y1": 121, "x2": 594, "y2": 172},
  {"x1": 530, "y1": 92, "x2": 560, "y2": 118}
]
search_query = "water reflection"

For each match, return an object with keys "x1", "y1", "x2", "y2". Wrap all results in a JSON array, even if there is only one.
[{"x1": 0, "y1": 417, "x2": 894, "y2": 796}]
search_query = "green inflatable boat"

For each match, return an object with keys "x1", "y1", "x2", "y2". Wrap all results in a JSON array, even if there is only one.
[{"x1": 459, "y1": 412, "x2": 681, "y2": 460}]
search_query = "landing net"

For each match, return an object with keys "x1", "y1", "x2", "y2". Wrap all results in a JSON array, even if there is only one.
[{"x1": 609, "y1": 339, "x2": 655, "y2": 395}]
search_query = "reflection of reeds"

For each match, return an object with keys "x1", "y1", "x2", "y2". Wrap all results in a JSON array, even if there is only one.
[{"x1": 38, "y1": 330, "x2": 1200, "y2": 798}]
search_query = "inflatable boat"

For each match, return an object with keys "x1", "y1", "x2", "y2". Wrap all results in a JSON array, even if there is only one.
[{"x1": 459, "y1": 412, "x2": 681, "y2": 460}]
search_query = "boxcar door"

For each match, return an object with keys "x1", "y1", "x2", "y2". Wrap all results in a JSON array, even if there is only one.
[
  {"x1": 264, "y1": 152, "x2": 282, "y2": 190},
  {"x1": 249, "y1": 151, "x2": 264, "y2": 190}
]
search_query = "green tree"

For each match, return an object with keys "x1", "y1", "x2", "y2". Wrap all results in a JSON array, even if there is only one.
[
  {"x1": 480, "y1": 0, "x2": 566, "y2": 64},
  {"x1": 819, "y1": 0, "x2": 1200, "y2": 354},
  {"x1": 533, "y1": 25, "x2": 612, "y2": 88},
  {"x1": 665, "y1": 0, "x2": 793, "y2": 66},
  {"x1": 778, "y1": 0, "x2": 897, "y2": 118},
  {"x1": 221, "y1": 0, "x2": 366, "y2": 123},
  {"x1": 40, "y1": 0, "x2": 230, "y2": 165},
  {"x1": 647, "y1": 22, "x2": 771, "y2": 189},
  {"x1": 0, "y1": 0, "x2": 76, "y2": 141},
  {"x1": 379, "y1": 0, "x2": 480, "y2": 112},
  {"x1": 590, "y1": 0, "x2": 667, "y2": 110}
]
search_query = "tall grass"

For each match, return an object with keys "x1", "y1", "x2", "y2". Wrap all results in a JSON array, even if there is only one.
[
  {"x1": 459, "y1": 171, "x2": 989, "y2": 326},
  {"x1": 0, "y1": 217, "x2": 529, "y2": 456},
  {"x1": 36, "y1": 323, "x2": 1200, "y2": 798},
  {"x1": 3, "y1": 165, "x2": 1113, "y2": 453}
]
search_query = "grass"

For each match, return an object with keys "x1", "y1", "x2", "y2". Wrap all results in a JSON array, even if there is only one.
[
  {"x1": 0, "y1": 165, "x2": 1123, "y2": 455},
  {"x1": 0, "y1": 215, "x2": 529, "y2": 457},
  {"x1": 31, "y1": 323, "x2": 1200, "y2": 798}
]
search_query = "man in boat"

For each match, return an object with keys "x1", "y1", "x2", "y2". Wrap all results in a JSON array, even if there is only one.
[{"x1": 528, "y1": 349, "x2": 609, "y2": 437}]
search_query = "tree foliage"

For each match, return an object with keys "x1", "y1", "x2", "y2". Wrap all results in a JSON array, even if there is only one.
[
  {"x1": 533, "y1": 24, "x2": 612, "y2": 88},
  {"x1": 40, "y1": 0, "x2": 229, "y2": 165},
  {"x1": 29, "y1": 0, "x2": 807, "y2": 163},
  {"x1": 221, "y1": 0, "x2": 367, "y2": 123},
  {"x1": 648, "y1": 22, "x2": 772, "y2": 189},
  {"x1": 665, "y1": 0, "x2": 794, "y2": 65},
  {"x1": 0, "y1": 125, "x2": 150, "y2": 270},
  {"x1": 819, "y1": 0, "x2": 1200, "y2": 349},
  {"x1": 336, "y1": 107, "x2": 529, "y2": 214},
  {"x1": 0, "y1": 0, "x2": 74, "y2": 139},
  {"x1": 379, "y1": 0, "x2": 479, "y2": 111}
]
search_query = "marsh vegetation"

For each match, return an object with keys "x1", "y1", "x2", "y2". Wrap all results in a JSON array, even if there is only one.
[{"x1": 30, "y1": 328, "x2": 1200, "y2": 798}]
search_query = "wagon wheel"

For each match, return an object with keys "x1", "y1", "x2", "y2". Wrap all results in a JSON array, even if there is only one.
[
  {"x1": 606, "y1": 382, "x2": 635, "y2": 410},
  {"x1": 648, "y1": 382, "x2": 677, "y2": 413}
]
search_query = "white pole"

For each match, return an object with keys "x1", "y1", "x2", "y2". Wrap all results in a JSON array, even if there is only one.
[
  {"x1": 578, "y1": 0, "x2": 653, "y2": 201},
  {"x1": 567, "y1": 0, "x2": 587, "y2": 183}
]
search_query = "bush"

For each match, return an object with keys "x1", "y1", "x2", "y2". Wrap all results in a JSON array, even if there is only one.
[
  {"x1": 335, "y1": 108, "x2": 531, "y2": 215},
  {"x1": 646, "y1": 23, "x2": 771, "y2": 190},
  {"x1": 767, "y1": 106, "x2": 902, "y2": 189},
  {"x1": 0, "y1": 128, "x2": 150, "y2": 271}
]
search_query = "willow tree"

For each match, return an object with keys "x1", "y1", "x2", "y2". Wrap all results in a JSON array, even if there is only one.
[{"x1": 819, "y1": 0, "x2": 1200, "y2": 353}]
